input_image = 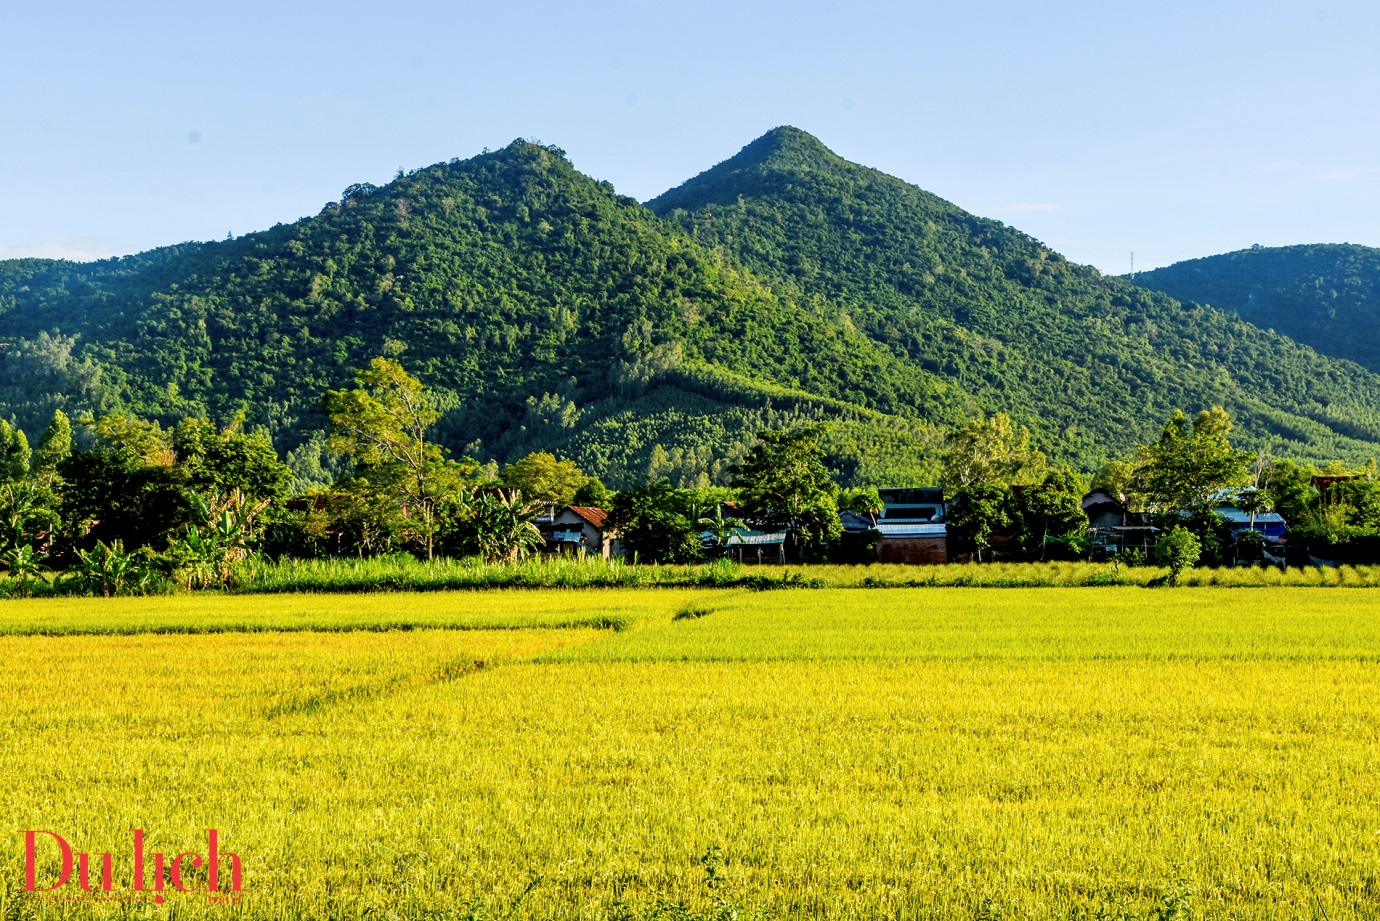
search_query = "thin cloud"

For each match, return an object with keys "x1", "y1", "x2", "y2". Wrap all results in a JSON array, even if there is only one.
[{"x1": 1315, "y1": 167, "x2": 1380, "y2": 183}]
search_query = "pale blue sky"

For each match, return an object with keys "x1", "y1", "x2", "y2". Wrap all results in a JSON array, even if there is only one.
[{"x1": 3, "y1": 0, "x2": 1377, "y2": 273}]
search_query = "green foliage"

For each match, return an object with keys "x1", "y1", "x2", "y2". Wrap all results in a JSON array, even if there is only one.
[
  {"x1": 465, "y1": 488, "x2": 545, "y2": 564},
  {"x1": 609, "y1": 480, "x2": 705, "y2": 564},
  {"x1": 60, "y1": 539, "x2": 164, "y2": 596},
  {"x1": 0, "y1": 140, "x2": 961, "y2": 488},
  {"x1": 730, "y1": 425, "x2": 841, "y2": 551},
  {"x1": 0, "y1": 543, "x2": 48, "y2": 594},
  {"x1": 1133, "y1": 407, "x2": 1251, "y2": 513},
  {"x1": 943, "y1": 412, "x2": 1046, "y2": 488},
  {"x1": 323, "y1": 358, "x2": 477, "y2": 558},
  {"x1": 840, "y1": 485, "x2": 883, "y2": 525},
  {"x1": 0, "y1": 420, "x2": 28, "y2": 482},
  {"x1": 1156, "y1": 527, "x2": 1203, "y2": 585},
  {"x1": 502, "y1": 451, "x2": 589, "y2": 505},
  {"x1": 651, "y1": 127, "x2": 1380, "y2": 467},
  {"x1": 1134, "y1": 243, "x2": 1380, "y2": 372},
  {"x1": 11, "y1": 133, "x2": 1380, "y2": 492},
  {"x1": 946, "y1": 482, "x2": 1014, "y2": 562},
  {"x1": 1011, "y1": 468, "x2": 1089, "y2": 560},
  {"x1": 572, "y1": 476, "x2": 611, "y2": 508},
  {"x1": 32, "y1": 408, "x2": 72, "y2": 477},
  {"x1": 697, "y1": 505, "x2": 747, "y2": 552}
]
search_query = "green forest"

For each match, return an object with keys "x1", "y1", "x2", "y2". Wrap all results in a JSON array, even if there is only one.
[
  {"x1": 4, "y1": 128, "x2": 1380, "y2": 495},
  {"x1": 1132, "y1": 243, "x2": 1380, "y2": 373}
]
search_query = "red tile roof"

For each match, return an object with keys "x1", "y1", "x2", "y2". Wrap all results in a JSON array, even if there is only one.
[{"x1": 565, "y1": 506, "x2": 610, "y2": 529}]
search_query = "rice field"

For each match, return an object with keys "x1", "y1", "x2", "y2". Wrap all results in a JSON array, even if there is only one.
[{"x1": 3, "y1": 588, "x2": 1380, "y2": 919}]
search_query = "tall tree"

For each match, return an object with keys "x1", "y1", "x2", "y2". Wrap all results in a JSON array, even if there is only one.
[
  {"x1": 322, "y1": 358, "x2": 473, "y2": 559},
  {"x1": 0, "y1": 421, "x2": 30, "y2": 482},
  {"x1": 32, "y1": 409, "x2": 72, "y2": 479},
  {"x1": 502, "y1": 452, "x2": 589, "y2": 506},
  {"x1": 942, "y1": 413, "x2": 1046, "y2": 489},
  {"x1": 730, "y1": 425, "x2": 841, "y2": 554},
  {"x1": 945, "y1": 482, "x2": 1012, "y2": 563},
  {"x1": 1134, "y1": 407, "x2": 1250, "y2": 513},
  {"x1": 608, "y1": 480, "x2": 704, "y2": 564}
]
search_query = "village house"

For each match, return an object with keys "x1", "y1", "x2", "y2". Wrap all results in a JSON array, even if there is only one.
[
  {"x1": 540, "y1": 506, "x2": 620, "y2": 558},
  {"x1": 873, "y1": 488, "x2": 949, "y2": 564},
  {"x1": 720, "y1": 529, "x2": 788, "y2": 565},
  {"x1": 1082, "y1": 489, "x2": 1159, "y2": 562}
]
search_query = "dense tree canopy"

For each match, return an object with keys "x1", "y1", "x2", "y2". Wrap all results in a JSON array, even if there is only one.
[
  {"x1": 1133, "y1": 244, "x2": 1380, "y2": 373},
  {"x1": 4, "y1": 129, "x2": 1380, "y2": 498}
]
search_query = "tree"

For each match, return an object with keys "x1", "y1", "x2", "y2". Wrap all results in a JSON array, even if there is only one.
[
  {"x1": 608, "y1": 480, "x2": 703, "y2": 564},
  {"x1": 840, "y1": 486, "x2": 883, "y2": 527},
  {"x1": 730, "y1": 426, "x2": 841, "y2": 556},
  {"x1": 172, "y1": 416, "x2": 292, "y2": 501},
  {"x1": 502, "y1": 452, "x2": 589, "y2": 506},
  {"x1": 32, "y1": 409, "x2": 72, "y2": 479},
  {"x1": 1134, "y1": 407, "x2": 1250, "y2": 514},
  {"x1": 0, "y1": 421, "x2": 30, "y2": 482},
  {"x1": 942, "y1": 413, "x2": 1046, "y2": 490},
  {"x1": 1090, "y1": 459, "x2": 1138, "y2": 505},
  {"x1": 0, "y1": 543, "x2": 48, "y2": 595},
  {"x1": 0, "y1": 480, "x2": 60, "y2": 553},
  {"x1": 1235, "y1": 487, "x2": 1274, "y2": 530},
  {"x1": 572, "y1": 477, "x2": 611, "y2": 508},
  {"x1": 323, "y1": 358, "x2": 473, "y2": 559},
  {"x1": 946, "y1": 482, "x2": 1013, "y2": 562},
  {"x1": 1011, "y1": 467, "x2": 1088, "y2": 559},
  {"x1": 1157, "y1": 526, "x2": 1202, "y2": 585}
]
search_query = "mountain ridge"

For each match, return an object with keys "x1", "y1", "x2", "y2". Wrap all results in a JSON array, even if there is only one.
[
  {"x1": 1131, "y1": 243, "x2": 1380, "y2": 374},
  {"x1": 3, "y1": 131, "x2": 1380, "y2": 488}
]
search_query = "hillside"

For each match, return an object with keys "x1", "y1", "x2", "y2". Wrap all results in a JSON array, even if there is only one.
[
  {"x1": 6, "y1": 132, "x2": 1380, "y2": 489},
  {"x1": 649, "y1": 128, "x2": 1380, "y2": 466},
  {"x1": 1131, "y1": 244, "x2": 1380, "y2": 373},
  {"x1": 0, "y1": 142, "x2": 965, "y2": 488}
]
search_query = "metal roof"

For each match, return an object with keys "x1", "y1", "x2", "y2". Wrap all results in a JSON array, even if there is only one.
[
  {"x1": 731, "y1": 530, "x2": 788, "y2": 546},
  {"x1": 1213, "y1": 508, "x2": 1287, "y2": 526},
  {"x1": 875, "y1": 522, "x2": 948, "y2": 538}
]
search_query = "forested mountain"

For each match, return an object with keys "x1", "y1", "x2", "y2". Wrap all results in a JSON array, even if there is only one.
[
  {"x1": 4, "y1": 130, "x2": 1380, "y2": 490},
  {"x1": 0, "y1": 142, "x2": 963, "y2": 487},
  {"x1": 649, "y1": 127, "x2": 1380, "y2": 467},
  {"x1": 1131, "y1": 244, "x2": 1380, "y2": 373}
]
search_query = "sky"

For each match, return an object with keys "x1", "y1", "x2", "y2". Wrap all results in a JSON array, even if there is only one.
[{"x1": 3, "y1": 0, "x2": 1378, "y2": 274}]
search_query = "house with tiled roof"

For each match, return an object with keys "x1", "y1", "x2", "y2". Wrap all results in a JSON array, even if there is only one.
[{"x1": 541, "y1": 505, "x2": 621, "y2": 558}]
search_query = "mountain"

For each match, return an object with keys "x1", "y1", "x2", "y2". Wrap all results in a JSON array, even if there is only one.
[
  {"x1": 0, "y1": 141, "x2": 964, "y2": 488},
  {"x1": 4, "y1": 130, "x2": 1380, "y2": 490},
  {"x1": 1130, "y1": 244, "x2": 1380, "y2": 373},
  {"x1": 649, "y1": 127, "x2": 1380, "y2": 466}
]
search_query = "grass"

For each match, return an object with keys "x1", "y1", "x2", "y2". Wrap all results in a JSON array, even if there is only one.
[
  {"x1": 3, "y1": 588, "x2": 1380, "y2": 918},
  {"x1": 0, "y1": 588, "x2": 714, "y2": 636},
  {"x1": 7, "y1": 556, "x2": 1380, "y2": 599}
]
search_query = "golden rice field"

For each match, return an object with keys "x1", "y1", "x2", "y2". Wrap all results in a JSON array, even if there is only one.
[{"x1": 3, "y1": 587, "x2": 1380, "y2": 919}]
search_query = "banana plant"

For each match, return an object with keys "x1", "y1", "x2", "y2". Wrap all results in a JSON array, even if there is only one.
[
  {"x1": 697, "y1": 506, "x2": 747, "y2": 553},
  {"x1": 174, "y1": 489, "x2": 272, "y2": 588},
  {"x1": 0, "y1": 544, "x2": 49, "y2": 595},
  {"x1": 64, "y1": 540, "x2": 145, "y2": 597}
]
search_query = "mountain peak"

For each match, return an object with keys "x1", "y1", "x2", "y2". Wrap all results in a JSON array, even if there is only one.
[{"x1": 646, "y1": 127, "x2": 841, "y2": 213}]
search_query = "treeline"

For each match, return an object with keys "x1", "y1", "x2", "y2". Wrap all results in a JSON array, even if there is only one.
[{"x1": 3, "y1": 356, "x2": 1380, "y2": 596}]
